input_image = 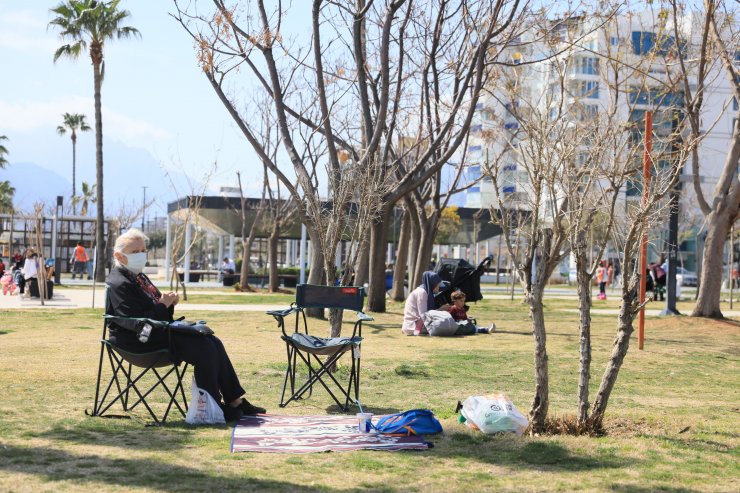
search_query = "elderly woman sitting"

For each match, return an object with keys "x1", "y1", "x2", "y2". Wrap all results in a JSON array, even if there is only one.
[{"x1": 106, "y1": 228, "x2": 264, "y2": 421}]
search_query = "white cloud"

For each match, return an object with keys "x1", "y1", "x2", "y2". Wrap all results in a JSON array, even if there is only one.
[
  {"x1": 0, "y1": 9, "x2": 59, "y2": 53},
  {"x1": 0, "y1": 96, "x2": 173, "y2": 143},
  {"x1": 2, "y1": 10, "x2": 46, "y2": 29}
]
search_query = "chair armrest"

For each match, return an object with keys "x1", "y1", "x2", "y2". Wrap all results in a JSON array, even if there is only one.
[
  {"x1": 357, "y1": 311, "x2": 374, "y2": 322},
  {"x1": 266, "y1": 306, "x2": 299, "y2": 321},
  {"x1": 104, "y1": 315, "x2": 169, "y2": 333}
]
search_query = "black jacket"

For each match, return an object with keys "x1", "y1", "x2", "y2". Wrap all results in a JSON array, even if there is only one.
[{"x1": 105, "y1": 267, "x2": 175, "y2": 352}]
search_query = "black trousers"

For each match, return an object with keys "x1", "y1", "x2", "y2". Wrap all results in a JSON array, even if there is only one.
[{"x1": 169, "y1": 333, "x2": 246, "y2": 404}]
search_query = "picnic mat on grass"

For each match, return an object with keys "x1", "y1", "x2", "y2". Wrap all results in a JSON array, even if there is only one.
[{"x1": 231, "y1": 414, "x2": 432, "y2": 453}]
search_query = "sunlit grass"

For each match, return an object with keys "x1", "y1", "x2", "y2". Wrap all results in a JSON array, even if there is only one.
[{"x1": 0, "y1": 293, "x2": 737, "y2": 492}]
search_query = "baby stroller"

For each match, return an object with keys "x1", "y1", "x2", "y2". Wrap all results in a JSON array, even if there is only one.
[{"x1": 433, "y1": 256, "x2": 492, "y2": 307}]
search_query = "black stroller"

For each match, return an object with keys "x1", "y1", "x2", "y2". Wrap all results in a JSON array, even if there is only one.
[{"x1": 433, "y1": 256, "x2": 492, "y2": 307}]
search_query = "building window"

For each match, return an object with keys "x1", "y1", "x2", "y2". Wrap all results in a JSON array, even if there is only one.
[
  {"x1": 584, "y1": 39, "x2": 599, "y2": 51},
  {"x1": 733, "y1": 97, "x2": 738, "y2": 112},
  {"x1": 572, "y1": 57, "x2": 599, "y2": 75},
  {"x1": 631, "y1": 31, "x2": 683, "y2": 57},
  {"x1": 629, "y1": 86, "x2": 684, "y2": 108},
  {"x1": 468, "y1": 186, "x2": 481, "y2": 193},
  {"x1": 610, "y1": 36, "x2": 619, "y2": 46},
  {"x1": 573, "y1": 80, "x2": 599, "y2": 99},
  {"x1": 470, "y1": 124, "x2": 482, "y2": 132}
]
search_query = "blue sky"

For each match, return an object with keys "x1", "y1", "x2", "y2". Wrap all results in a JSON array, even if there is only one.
[{"x1": 0, "y1": 1, "x2": 311, "y2": 216}]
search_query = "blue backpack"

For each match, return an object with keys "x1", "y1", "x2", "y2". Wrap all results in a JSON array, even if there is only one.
[{"x1": 373, "y1": 409, "x2": 443, "y2": 435}]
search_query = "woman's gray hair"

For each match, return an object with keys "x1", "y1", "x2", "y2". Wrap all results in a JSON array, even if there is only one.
[{"x1": 113, "y1": 228, "x2": 149, "y2": 267}]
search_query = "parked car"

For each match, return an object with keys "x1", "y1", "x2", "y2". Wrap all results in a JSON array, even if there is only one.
[{"x1": 676, "y1": 267, "x2": 697, "y2": 287}]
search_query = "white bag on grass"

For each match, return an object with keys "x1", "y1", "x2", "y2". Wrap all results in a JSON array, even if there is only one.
[
  {"x1": 185, "y1": 377, "x2": 226, "y2": 425},
  {"x1": 461, "y1": 393, "x2": 528, "y2": 435}
]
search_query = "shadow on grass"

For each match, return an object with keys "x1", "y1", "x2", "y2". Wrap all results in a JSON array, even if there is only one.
[
  {"x1": 609, "y1": 484, "x2": 700, "y2": 493},
  {"x1": 0, "y1": 330, "x2": 12, "y2": 335},
  {"x1": 437, "y1": 434, "x2": 627, "y2": 472},
  {"x1": 0, "y1": 443, "x2": 347, "y2": 492},
  {"x1": 24, "y1": 419, "x2": 219, "y2": 451}
]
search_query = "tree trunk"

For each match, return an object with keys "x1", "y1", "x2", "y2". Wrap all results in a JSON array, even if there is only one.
[
  {"x1": 407, "y1": 205, "x2": 421, "y2": 289},
  {"x1": 267, "y1": 223, "x2": 280, "y2": 292},
  {"x1": 692, "y1": 208, "x2": 733, "y2": 318},
  {"x1": 575, "y1": 250, "x2": 592, "y2": 425},
  {"x1": 353, "y1": 234, "x2": 370, "y2": 286},
  {"x1": 413, "y1": 216, "x2": 438, "y2": 292},
  {"x1": 240, "y1": 238, "x2": 253, "y2": 290},
  {"x1": 305, "y1": 229, "x2": 325, "y2": 319},
  {"x1": 390, "y1": 208, "x2": 411, "y2": 301},
  {"x1": 367, "y1": 208, "x2": 391, "y2": 312},
  {"x1": 71, "y1": 132, "x2": 77, "y2": 215},
  {"x1": 527, "y1": 285, "x2": 549, "y2": 434},
  {"x1": 589, "y1": 286, "x2": 638, "y2": 429},
  {"x1": 92, "y1": 58, "x2": 106, "y2": 282},
  {"x1": 692, "y1": 118, "x2": 740, "y2": 316}
]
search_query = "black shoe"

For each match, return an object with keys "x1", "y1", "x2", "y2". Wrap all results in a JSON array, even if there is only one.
[
  {"x1": 220, "y1": 403, "x2": 244, "y2": 422},
  {"x1": 239, "y1": 399, "x2": 266, "y2": 415}
]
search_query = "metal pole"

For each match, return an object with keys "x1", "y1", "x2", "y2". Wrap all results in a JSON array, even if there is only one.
[
  {"x1": 164, "y1": 214, "x2": 171, "y2": 283},
  {"x1": 141, "y1": 186, "x2": 148, "y2": 231},
  {"x1": 53, "y1": 196, "x2": 62, "y2": 285},
  {"x1": 661, "y1": 113, "x2": 681, "y2": 316},
  {"x1": 91, "y1": 246, "x2": 97, "y2": 309},
  {"x1": 639, "y1": 111, "x2": 652, "y2": 351},
  {"x1": 184, "y1": 223, "x2": 191, "y2": 284},
  {"x1": 299, "y1": 223, "x2": 307, "y2": 284},
  {"x1": 730, "y1": 224, "x2": 734, "y2": 309}
]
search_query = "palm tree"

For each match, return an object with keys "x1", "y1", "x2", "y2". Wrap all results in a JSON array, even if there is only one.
[
  {"x1": 49, "y1": 0, "x2": 139, "y2": 281},
  {"x1": 0, "y1": 181, "x2": 15, "y2": 214},
  {"x1": 57, "y1": 113, "x2": 90, "y2": 213},
  {"x1": 74, "y1": 181, "x2": 97, "y2": 216},
  {"x1": 0, "y1": 136, "x2": 12, "y2": 213},
  {"x1": 0, "y1": 135, "x2": 8, "y2": 169}
]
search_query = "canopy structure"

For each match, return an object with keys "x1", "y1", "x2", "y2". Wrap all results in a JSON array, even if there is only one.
[{"x1": 164, "y1": 195, "x2": 509, "y2": 283}]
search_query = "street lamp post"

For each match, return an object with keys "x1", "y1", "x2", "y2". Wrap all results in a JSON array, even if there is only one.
[
  {"x1": 141, "y1": 186, "x2": 148, "y2": 232},
  {"x1": 53, "y1": 195, "x2": 63, "y2": 285},
  {"x1": 661, "y1": 111, "x2": 682, "y2": 316}
]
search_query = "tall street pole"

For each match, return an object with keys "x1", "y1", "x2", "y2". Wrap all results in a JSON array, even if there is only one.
[
  {"x1": 661, "y1": 112, "x2": 681, "y2": 316},
  {"x1": 141, "y1": 186, "x2": 148, "y2": 231},
  {"x1": 638, "y1": 111, "x2": 652, "y2": 351}
]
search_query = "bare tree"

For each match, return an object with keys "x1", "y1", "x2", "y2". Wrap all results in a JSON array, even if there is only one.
[
  {"x1": 173, "y1": 0, "x2": 528, "y2": 321},
  {"x1": 235, "y1": 171, "x2": 266, "y2": 292},
  {"x1": 657, "y1": 0, "x2": 740, "y2": 318}
]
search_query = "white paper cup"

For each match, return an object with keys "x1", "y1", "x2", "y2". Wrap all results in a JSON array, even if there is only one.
[{"x1": 356, "y1": 412, "x2": 373, "y2": 433}]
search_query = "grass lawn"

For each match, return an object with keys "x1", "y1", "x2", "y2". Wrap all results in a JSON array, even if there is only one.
[{"x1": 0, "y1": 293, "x2": 737, "y2": 492}]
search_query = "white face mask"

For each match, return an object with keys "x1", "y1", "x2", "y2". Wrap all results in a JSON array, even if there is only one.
[{"x1": 123, "y1": 252, "x2": 147, "y2": 274}]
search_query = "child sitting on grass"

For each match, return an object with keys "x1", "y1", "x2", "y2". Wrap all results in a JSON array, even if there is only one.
[{"x1": 446, "y1": 290, "x2": 495, "y2": 334}]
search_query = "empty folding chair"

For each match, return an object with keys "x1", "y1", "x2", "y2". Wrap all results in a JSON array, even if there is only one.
[{"x1": 267, "y1": 284, "x2": 372, "y2": 412}]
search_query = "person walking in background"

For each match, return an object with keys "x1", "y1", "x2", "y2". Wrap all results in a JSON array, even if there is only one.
[
  {"x1": 12, "y1": 250, "x2": 23, "y2": 269},
  {"x1": 20, "y1": 249, "x2": 39, "y2": 298},
  {"x1": 0, "y1": 258, "x2": 5, "y2": 278},
  {"x1": 596, "y1": 260, "x2": 608, "y2": 300},
  {"x1": 607, "y1": 260, "x2": 615, "y2": 290},
  {"x1": 72, "y1": 241, "x2": 91, "y2": 280}
]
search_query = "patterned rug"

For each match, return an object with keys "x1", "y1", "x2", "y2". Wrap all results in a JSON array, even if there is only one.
[{"x1": 231, "y1": 414, "x2": 432, "y2": 453}]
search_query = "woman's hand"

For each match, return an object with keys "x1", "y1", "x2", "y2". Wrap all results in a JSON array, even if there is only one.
[{"x1": 160, "y1": 292, "x2": 180, "y2": 308}]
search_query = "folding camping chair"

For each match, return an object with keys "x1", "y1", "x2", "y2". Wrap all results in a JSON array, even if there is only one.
[
  {"x1": 89, "y1": 314, "x2": 189, "y2": 425},
  {"x1": 267, "y1": 284, "x2": 373, "y2": 412}
]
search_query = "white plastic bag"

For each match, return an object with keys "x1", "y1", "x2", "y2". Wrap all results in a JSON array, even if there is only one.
[
  {"x1": 461, "y1": 393, "x2": 528, "y2": 435},
  {"x1": 185, "y1": 377, "x2": 226, "y2": 425}
]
